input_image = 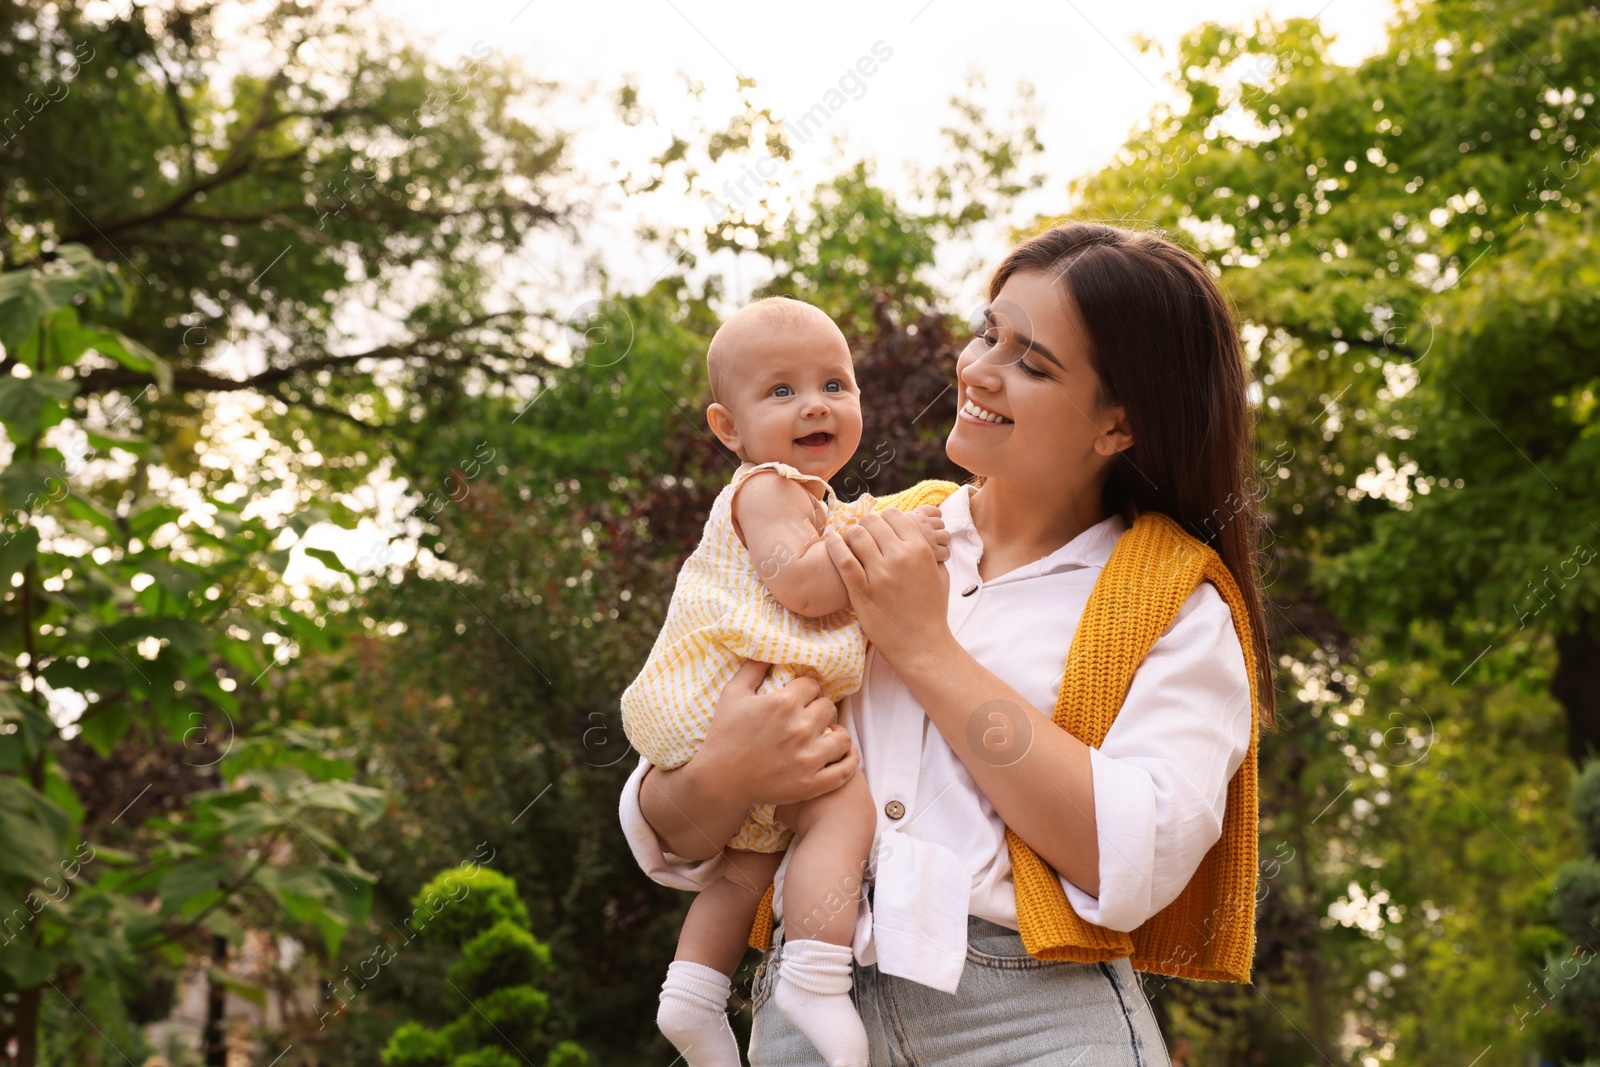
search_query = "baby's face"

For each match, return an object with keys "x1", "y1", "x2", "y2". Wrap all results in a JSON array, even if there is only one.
[{"x1": 712, "y1": 319, "x2": 864, "y2": 480}]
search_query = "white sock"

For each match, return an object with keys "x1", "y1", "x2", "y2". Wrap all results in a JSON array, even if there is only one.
[
  {"x1": 771, "y1": 939, "x2": 868, "y2": 1067},
  {"x1": 658, "y1": 961, "x2": 742, "y2": 1067}
]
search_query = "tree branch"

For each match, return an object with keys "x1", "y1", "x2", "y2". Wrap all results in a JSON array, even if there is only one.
[
  {"x1": 70, "y1": 311, "x2": 541, "y2": 399},
  {"x1": 264, "y1": 385, "x2": 392, "y2": 434}
]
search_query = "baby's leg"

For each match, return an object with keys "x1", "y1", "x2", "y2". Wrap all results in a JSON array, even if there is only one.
[
  {"x1": 659, "y1": 849, "x2": 782, "y2": 1067},
  {"x1": 769, "y1": 771, "x2": 875, "y2": 1067},
  {"x1": 676, "y1": 848, "x2": 785, "y2": 971},
  {"x1": 773, "y1": 770, "x2": 875, "y2": 945}
]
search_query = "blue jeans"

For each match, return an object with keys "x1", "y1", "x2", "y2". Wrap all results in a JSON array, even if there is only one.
[{"x1": 749, "y1": 917, "x2": 1169, "y2": 1066}]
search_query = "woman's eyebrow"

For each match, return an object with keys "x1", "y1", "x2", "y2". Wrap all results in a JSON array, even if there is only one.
[
  {"x1": 991, "y1": 310, "x2": 1063, "y2": 368},
  {"x1": 1017, "y1": 334, "x2": 1062, "y2": 368}
]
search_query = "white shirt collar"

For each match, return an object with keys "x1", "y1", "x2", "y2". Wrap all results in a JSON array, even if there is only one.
[{"x1": 939, "y1": 484, "x2": 1128, "y2": 580}]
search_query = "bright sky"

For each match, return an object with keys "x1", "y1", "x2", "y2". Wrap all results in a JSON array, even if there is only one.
[
  {"x1": 374, "y1": 0, "x2": 1396, "y2": 309},
  {"x1": 292, "y1": 0, "x2": 1399, "y2": 584}
]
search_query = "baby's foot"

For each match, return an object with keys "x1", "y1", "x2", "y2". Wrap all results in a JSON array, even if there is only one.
[
  {"x1": 771, "y1": 939, "x2": 868, "y2": 1067},
  {"x1": 658, "y1": 960, "x2": 742, "y2": 1067}
]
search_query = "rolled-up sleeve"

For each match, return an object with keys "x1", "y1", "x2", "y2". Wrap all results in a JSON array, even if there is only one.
[
  {"x1": 618, "y1": 756, "x2": 728, "y2": 891},
  {"x1": 1061, "y1": 582, "x2": 1254, "y2": 932}
]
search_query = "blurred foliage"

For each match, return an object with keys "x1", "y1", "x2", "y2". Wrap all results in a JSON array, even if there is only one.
[
  {"x1": 379, "y1": 866, "x2": 585, "y2": 1067},
  {"x1": 0, "y1": 242, "x2": 384, "y2": 1063},
  {"x1": 1551, "y1": 762, "x2": 1600, "y2": 1056},
  {"x1": 1070, "y1": 0, "x2": 1599, "y2": 1061},
  {"x1": 0, "y1": 0, "x2": 1595, "y2": 1065}
]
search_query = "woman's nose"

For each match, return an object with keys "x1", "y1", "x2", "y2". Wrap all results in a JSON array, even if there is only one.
[{"x1": 959, "y1": 348, "x2": 1002, "y2": 390}]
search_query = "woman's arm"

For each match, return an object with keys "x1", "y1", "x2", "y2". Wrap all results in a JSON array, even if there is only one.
[
  {"x1": 824, "y1": 511, "x2": 1253, "y2": 922},
  {"x1": 638, "y1": 658, "x2": 859, "y2": 860},
  {"x1": 824, "y1": 509, "x2": 1104, "y2": 893}
]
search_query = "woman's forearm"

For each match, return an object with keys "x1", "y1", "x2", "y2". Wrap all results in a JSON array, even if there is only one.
[
  {"x1": 635, "y1": 659, "x2": 859, "y2": 863},
  {"x1": 639, "y1": 759, "x2": 751, "y2": 862},
  {"x1": 891, "y1": 631, "x2": 1101, "y2": 897}
]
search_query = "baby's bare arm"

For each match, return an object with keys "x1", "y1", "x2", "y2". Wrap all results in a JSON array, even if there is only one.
[{"x1": 734, "y1": 473, "x2": 853, "y2": 617}]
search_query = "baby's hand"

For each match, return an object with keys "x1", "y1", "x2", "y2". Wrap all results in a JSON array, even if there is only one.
[{"x1": 909, "y1": 504, "x2": 952, "y2": 563}]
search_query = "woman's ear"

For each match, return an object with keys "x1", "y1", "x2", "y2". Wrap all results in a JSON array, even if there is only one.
[
  {"x1": 706, "y1": 402, "x2": 741, "y2": 453},
  {"x1": 1093, "y1": 404, "x2": 1134, "y2": 457}
]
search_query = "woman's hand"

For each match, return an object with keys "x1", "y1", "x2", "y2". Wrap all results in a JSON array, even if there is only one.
[
  {"x1": 824, "y1": 507, "x2": 953, "y2": 671},
  {"x1": 639, "y1": 659, "x2": 857, "y2": 860}
]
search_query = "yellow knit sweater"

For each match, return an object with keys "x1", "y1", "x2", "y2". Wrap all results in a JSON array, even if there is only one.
[{"x1": 746, "y1": 480, "x2": 1261, "y2": 983}]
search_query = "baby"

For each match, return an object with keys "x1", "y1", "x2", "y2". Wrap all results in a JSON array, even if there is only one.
[{"x1": 622, "y1": 297, "x2": 949, "y2": 1067}]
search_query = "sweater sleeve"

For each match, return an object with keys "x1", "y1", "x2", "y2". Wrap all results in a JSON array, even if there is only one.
[{"x1": 1060, "y1": 581, "x2": 1254, "y2": 932}]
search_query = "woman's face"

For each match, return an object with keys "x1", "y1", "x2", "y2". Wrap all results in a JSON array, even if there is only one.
[{"x1": 946, "y1": 268, "x2": 1132, "y2": 490}]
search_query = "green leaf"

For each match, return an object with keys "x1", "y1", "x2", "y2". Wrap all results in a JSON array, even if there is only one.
[
  {"x1": 208, "y1": 966, "x2": 267, "y2": 1009},
  {"x1": 0, "y1": 246, "x2": 121, "y2": 355},
  {"x1": 0, "y1": 277, "x2": 62, "y2": 355},
  {"x1": 57, "y1": 487, "x2": 119, "y2": 535},
  {"x1": 304, "y1": 547, "x2": 351, "y2": 574},
  {"x1": 99, "y1": 616, "x2": 212, "y2": 659},
  {"x1": 0, "y1": 779, "x2": 67, "y2": 884},
  {"x1": 158, "y1": 859, "x2": 231, "y2": 917},
  {"x1": 76, "y1": 327, "x2": 174, "y2": 392},
  {"x1": 0, "y1": 375, "x2": 77, "y2": 438},
  {"x1": 77, "y1": 702, "x2": 131, "y2": 758},
  {"x1": 84, "y1": 425, "x2": 151, "y2": 456},
  {"x1": 0, "y1": 461, "x2": 68, "y2": 511},
  {"x1": 0, "y1": 938, "x2": 67, "y2": 989},
  {"x1": 287, "y1": 506, "x2": 334, "y2": 536},
  {"x1": 42, "y1": 764, "x2": 84, "y2": 832},
  {"x1": 0, "y1": 688, "x2": 55, "y2": 758},
  {"x1": 39, "y1": 657, "x2": 135, "y2": 696},
  {"x1": 0, "y1": 527, "x2": 40, "y2": 583},
  {"x1": 141, "y1": 560, "x2": 204, "y2": 601},
  {"x1": 294, "y1": 781, "x2": 387, "y2": 824},
  {"x1": 126, "y1": 502, "x2": 183, "y2": 540}
]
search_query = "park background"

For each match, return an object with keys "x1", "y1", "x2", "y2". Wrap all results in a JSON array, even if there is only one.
[{"x1": 1, "y1": 0, "x2": 1598, "y2": 1063}]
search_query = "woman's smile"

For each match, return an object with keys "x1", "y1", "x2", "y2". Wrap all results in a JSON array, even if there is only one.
[{"x1": 959, "y1": 397, "x2": 1012, "y2": 425}]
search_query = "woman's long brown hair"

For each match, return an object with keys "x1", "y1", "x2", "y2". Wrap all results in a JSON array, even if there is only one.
[{"x1": 988, "y1": 222, "x2": 1276, "y2": 721}]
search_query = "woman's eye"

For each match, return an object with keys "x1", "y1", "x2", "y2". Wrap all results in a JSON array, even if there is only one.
[
  {"x1": 1017, "y1": 358, "x2": 1048, "y2": 379},
  {"x1": 771, "y1": 385, "x2": 793, "y2": 398}
]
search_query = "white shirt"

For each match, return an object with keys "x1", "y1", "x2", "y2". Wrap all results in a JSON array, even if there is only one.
[{"x1": 618, "y1": 484, "x2": 1253, "y2": 994}]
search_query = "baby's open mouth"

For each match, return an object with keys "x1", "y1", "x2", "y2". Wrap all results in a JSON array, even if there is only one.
[{"x1": 794, "y1": 431, "x2": 834, "y2": 450}]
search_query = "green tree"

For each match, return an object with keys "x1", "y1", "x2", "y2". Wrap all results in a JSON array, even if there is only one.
[
  {"x1": 380, "y1": 866, "x2": 586, "y2": 1067},
  {"x1": 1550, "y1": 761, "x2": 1600, "y2": 1057},
  {"x1": 1068, "y1": 0, "x2": 1596, "y2": 1061},
  {"x1": 1, "y1": 0, "x2": 574, "y2": 491},
  {"x1": 0, "y1": 0, "x2": 577, "y2": 1060},
  {"x1": 1072, "y1": 0, "x2": 1600, "y2": 757},
  {"x1": 0, "y1": 246, "x2": 385, "y2": 1065}
]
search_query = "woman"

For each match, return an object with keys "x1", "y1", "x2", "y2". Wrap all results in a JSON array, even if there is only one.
[{"x1": 621, "y1": 222, "x2": 1275, "y2": 1065}]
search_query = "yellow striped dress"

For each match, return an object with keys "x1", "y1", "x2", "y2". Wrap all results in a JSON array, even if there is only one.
[{"x1": 621, "y1": 461, "x2": 873, "y2": 853}]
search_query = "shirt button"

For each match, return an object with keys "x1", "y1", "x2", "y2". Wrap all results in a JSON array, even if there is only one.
[
  {"x1": 961, "y1": 583, "x2": 979, "y2": 597},
  {"x1": 884, "y1": 800, "x2": 906, "y2": 820}
]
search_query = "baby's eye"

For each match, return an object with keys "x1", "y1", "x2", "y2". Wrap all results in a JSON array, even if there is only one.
[
  {"x1": 771, "y1": 384, "x2": 793, "y2": 398},
  {"x1": 824, "y1": 380, "x2": 843, "y2": 393}
]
